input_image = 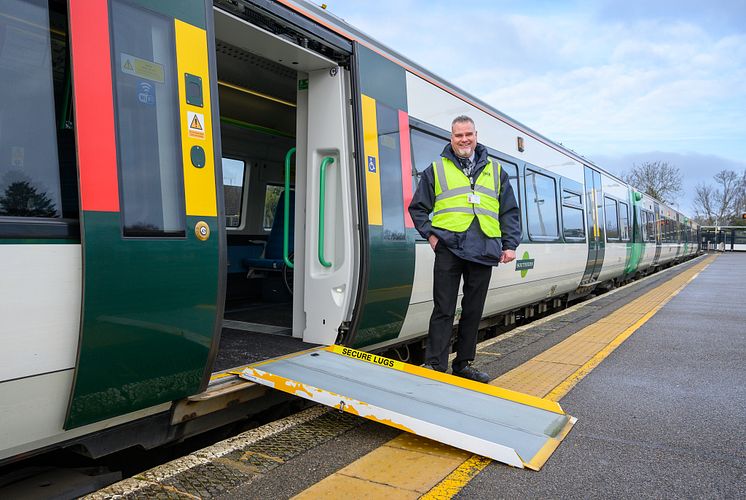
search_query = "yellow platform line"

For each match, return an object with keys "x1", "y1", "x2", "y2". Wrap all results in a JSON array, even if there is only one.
[{"x1": 292, "y1": 256, "x2": 715, "y2": 499}]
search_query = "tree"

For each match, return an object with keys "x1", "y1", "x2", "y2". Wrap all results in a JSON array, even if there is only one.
[
  {"x1": 693, "y1": 183, "x2": 716, "y2": 224},
  {"x1": 0, "y1": 181, "x2": 57, "y2": 217},
  {"x1": 621, "y1": 161, "x2": 682, "y2": 205},
  {"x1": 692, "y1": 169, "x2": 745, "y2": 225},
  {"x1": 735, "y1": 170, "x2": 746, "y2": 224}
]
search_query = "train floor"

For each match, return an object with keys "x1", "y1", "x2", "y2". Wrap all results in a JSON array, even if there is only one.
[
  {"x1": 215, "y1": 301, "x2": 314, "y2": 372},
  {"x1": 91, "y1": 252, "x2": 745, "y2": 499}
]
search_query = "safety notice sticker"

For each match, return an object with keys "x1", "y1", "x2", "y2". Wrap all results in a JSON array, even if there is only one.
[
  {"x1": 187, "y1": 111, "x2": 205, "y2": 140},
  {"x1": 121, "y1": 53, "x2": 165, "y2": 83}
]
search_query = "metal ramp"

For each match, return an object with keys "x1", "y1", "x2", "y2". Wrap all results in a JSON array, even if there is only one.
[{"x1": 240, "y1": 345, "x2": 576, "y2": 470}]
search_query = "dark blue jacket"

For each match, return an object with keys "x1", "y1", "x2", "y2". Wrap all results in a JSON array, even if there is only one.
[{"x1": 408, "y1": 143, "x2": 521, "y2": 266}]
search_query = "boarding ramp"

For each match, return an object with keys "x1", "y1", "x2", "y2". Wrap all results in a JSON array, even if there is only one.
[{"x1": 240, "y1": 345, "x2": 576, "y2": 470}]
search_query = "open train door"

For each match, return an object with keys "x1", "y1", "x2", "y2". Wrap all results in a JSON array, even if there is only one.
[
  {"x1": 296, "y1": 60, "x2": 359, "y2": 345},
  {"x1": 65, "y1": 0, "x2": 223, "y2": 428}
]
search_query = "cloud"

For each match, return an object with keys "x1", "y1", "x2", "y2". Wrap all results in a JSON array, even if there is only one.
[{"x1": 323, "y1": 0, "x2": 746, "y2": 190}]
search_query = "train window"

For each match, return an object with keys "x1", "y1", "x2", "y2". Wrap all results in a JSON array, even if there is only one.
[
  {"x1": 561, "y1": 206, "x2": 585, "y2": 241},
  {"x1": 619, "y1": 201, "x2": 630, "y2": 241},
  {"x1": 409, "y1": 127, "x2": 446, "y2": 193},
  {"x1": 490, "y1": 157, "x2": 522, "y2": 233},
  {"x1": 646, "y1": 211, "x2": 656, "y2": 241},
  {"x1": 562, "y1": 191, "x2": 582, "y2": 206},
  {"x1": 561, "y1": 188, "x2": 584, "y2": 241},
  {"x1": 604, "y1": 196, "x2": 619, "y2": 240},
  {"x1": 377, "y1": 102, "x2": 406, "y2": 240},
  {"x1": 505, "y1": 164, "x2": 520, "y2": 213},
  {"x1": 222, "y1": 158, "x2": 246, "y2": 228},
  {"x1": 640, "y1": 211, "x2": 648, "y2": 241},
  {"x1": 111, "y1": 0, "x2": 185, "y2": 237},
  {"x1": 0, "y1": 0, "x2": 77, "y2": 221},
  {"x1": 262, "y1": 184, "x2": 284, "y2": 231},
  {"x1": 525, "y1": 170, "x2": 559, "y2": 240},
  {"x1": 491, "y1": 158, "x2": 520, "y2": 204}
]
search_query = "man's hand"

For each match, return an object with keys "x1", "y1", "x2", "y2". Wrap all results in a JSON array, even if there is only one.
[
  {"x1": 428, "y1": 234, "x2": 439, "y2": 250},
  {"x1": 500, "y1": 249, "x2": 516, "y2": 264}
]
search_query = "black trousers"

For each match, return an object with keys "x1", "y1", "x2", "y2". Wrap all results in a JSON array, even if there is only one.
[{"x1": 425, "y1": 244, "x2": 492, "y2": 372}]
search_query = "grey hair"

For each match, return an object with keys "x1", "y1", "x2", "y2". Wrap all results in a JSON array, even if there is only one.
[{"x1": 451, "y1": 115, "x2": 475, "y2": 128}]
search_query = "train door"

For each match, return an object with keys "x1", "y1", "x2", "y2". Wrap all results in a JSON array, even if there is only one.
[
  {"x1": 65, "y1": 0, "x2": 221, "y2": 428},
  {"x1": 213, "y1": 7, "x2": 358, "y2": 364},
  {"x1": 580, "y1": 166, "x2": 605, "y2": 285}
]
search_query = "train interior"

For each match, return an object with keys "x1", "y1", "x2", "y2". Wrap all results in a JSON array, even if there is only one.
[{"x1": 211, "y1": 9, "x2": 350, "y2": 371}]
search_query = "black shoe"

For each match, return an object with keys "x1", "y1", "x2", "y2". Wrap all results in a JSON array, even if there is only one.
[{"x1": 452, "y1": 365, "x2": 491, "y2": 383}]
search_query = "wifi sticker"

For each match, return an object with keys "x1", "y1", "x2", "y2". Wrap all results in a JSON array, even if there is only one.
[{"x1": 137, "y1": 81, "x2": 155, "y2": 106}]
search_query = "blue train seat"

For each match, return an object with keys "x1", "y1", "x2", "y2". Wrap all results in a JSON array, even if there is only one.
[{"x1": 243, "y1": 189, "x2": 294, "y2": 271}]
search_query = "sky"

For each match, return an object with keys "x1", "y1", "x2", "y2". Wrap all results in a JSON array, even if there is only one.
[{"x1": 317, "y1": 0, "x2": 746, "y2": 216}]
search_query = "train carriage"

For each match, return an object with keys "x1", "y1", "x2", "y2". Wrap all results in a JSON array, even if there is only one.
[{"x1": 0, "y1": 0, "x2": 698, "y2": 464}]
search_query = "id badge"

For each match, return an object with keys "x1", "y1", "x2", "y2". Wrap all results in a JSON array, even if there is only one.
[{"x1": 467, "y1": 192, "x2": 481, "y2": 204}]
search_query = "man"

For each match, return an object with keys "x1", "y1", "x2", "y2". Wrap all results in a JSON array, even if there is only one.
[{"x1": 408, "y1": 115, "x2": 520, "y2": 383}]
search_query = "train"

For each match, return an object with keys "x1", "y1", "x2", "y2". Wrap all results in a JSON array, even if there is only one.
[{"x1": 0, "y1": 0, "x2": 700, "y2": 465}]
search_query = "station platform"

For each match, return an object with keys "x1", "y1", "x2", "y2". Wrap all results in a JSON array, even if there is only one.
[{"x1": 88, "y1": 253, "x2": 745, "y2": 499}]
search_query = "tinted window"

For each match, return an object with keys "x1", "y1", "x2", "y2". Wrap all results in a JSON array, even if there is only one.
[
  {"x1": 111, "y1": 0, "x2": 184, "y2": 236},
  {"x1": 562, "y1": 191, "x2": 582, "y2": 206},
  {"x1": 377, "y1": 103, "x2": 405, "y2": 240},
  {"x1": 222, "y1": 158, "x2": 246, "y2": 228},
  {"x1": 562, "y1": 206, "x2": 585, "y2": 240},
  {"x1": 646, "y1": 211, "x2": 656, "y2": 241},
  {"x1": 491, "y1": 158, "x2": 521, "y2": 232},
  {"x1": 262, "y1": 184, "x2": 283, "y2": 231},
  {"x1": 410, "y1": 128, "x2": 446, "y2": 195},
  {"x1": 494, "y1": 159, "x2": 519, "y2": 203},
  {"x1": 408, "y1": 127, "x2": 447, "y2": 239},
  {"x1": 619, "y1": 201, "x2": 629, "y2": 241},
  {"x1": 525, "y1": 170, "x2": 558, "y2": 240},
  {"x1": 604, "y1": 196, "x2": 619, "y2": 240},
  {"x1": 0, "y1": 0, "x2": 75, "y2": 219}
]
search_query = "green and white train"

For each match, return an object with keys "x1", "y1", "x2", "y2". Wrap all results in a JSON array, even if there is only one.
[{"x1": 0, "y1": 0, "x2": 699, "y2": 464}]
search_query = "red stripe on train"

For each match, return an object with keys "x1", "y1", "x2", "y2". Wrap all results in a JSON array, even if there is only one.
[
  {"x1": 398, "y1": 110, "x2": 414, "y2": 228},
  {"x1": 69, "y1": 1, "x2": 119, "y2": 212}
]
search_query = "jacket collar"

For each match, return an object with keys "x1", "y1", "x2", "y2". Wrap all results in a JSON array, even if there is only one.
[{"x1": 441, "y1": 143, "x2": 489, "y2": 170}]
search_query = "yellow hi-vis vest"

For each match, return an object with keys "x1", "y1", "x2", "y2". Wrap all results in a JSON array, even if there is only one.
[{"x1": 432, "y1": 157, "x2": 502, "y2": 237}]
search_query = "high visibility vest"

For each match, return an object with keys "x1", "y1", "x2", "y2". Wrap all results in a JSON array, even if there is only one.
[{"x1": 432, "y1": 157, "x2": 502, "y2": 237}]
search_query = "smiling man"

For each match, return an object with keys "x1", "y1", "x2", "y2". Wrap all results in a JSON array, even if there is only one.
[{"x1": 408, "y1": 115, "x2": 521, "y2": 382}]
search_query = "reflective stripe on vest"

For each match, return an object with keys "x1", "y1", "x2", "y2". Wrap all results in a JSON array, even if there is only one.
[{"x1": 432, "y1": 157, "x2": 502, "y2": 237}]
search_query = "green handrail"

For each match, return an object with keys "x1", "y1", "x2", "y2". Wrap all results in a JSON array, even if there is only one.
[
  {"x1": 318, "y1": 157, "x2": 335, "y2": 268},
  {"x1": 283, "y1": 147, "x2": 296, "y2": 269}
]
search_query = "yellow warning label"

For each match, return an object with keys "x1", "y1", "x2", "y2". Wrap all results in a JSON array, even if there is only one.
[
  {"x1": 120, "y1": 52, "x2": 165, "y2": 83},
  {"x1": 187, "y1": 111, "x2": 205, "y2": 140},
  {"x1": 332, "y1": 345, "x2": 404, "y2": 371}
]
